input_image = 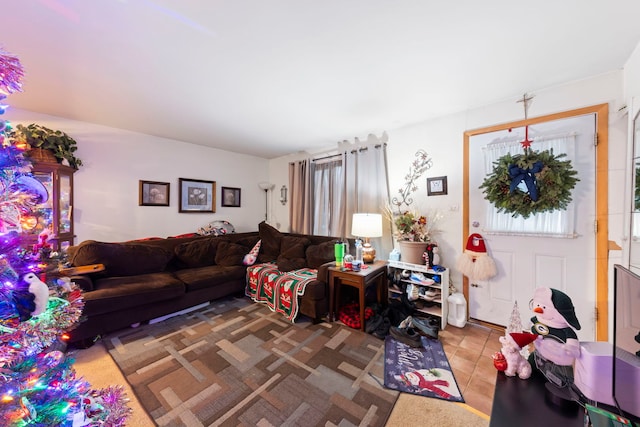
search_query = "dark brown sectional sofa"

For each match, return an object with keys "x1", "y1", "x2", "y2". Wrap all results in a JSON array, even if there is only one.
[{"x1": 66, "y1": 222, "x2": 341, "y2": 345}]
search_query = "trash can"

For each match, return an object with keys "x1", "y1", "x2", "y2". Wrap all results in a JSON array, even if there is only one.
[{"x1": 448, "y1": 292, "x2": 467, "y2": 328}]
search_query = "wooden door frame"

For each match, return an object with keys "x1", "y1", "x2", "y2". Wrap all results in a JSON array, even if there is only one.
[{"x1": 462, "y1": 103, "x2": 609, "y2": 341}]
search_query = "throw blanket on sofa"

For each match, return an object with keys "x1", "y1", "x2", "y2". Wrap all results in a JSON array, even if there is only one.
[{"x1": 246, "y1": 263, "x2": 317, "y2": 322}]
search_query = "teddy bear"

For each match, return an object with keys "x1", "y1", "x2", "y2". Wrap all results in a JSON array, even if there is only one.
[{"x1": 498, "y1": 332, "x2": 537, "y2": 379}]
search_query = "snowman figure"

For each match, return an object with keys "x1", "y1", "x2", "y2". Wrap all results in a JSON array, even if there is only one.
[{"x1": 529, "y1": 287, "x2": 581, "y2": 387}]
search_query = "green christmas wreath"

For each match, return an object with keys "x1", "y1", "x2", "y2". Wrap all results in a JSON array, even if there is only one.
[{"x1": 479, "y1": 148, "x2": 579, "y2": 218}]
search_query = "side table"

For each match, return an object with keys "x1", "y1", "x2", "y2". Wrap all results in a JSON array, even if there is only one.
[{"x1": 328, "y1": 260, "x2": 387, "y2": 331}]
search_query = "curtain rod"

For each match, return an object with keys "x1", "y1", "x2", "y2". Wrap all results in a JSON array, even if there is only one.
[{"x1": 311, "y1": 142, "x2": 386, "y2": 162}]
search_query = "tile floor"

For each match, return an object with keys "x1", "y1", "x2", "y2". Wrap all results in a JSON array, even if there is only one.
[{"x1": 438, "y1": 320, "x2": 505, "y2": 416}]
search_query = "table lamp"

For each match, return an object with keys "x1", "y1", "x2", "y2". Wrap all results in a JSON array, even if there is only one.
[{"x1": 351, "y1": 213, "x2": 383, "y2": 263}]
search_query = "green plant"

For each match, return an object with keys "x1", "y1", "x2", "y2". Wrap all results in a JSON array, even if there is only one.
[{"x1": 10, "y1": 123, "x2": 82, "y2": 169}]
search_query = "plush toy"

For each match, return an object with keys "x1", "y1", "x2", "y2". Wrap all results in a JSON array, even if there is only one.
[
  {"x1": 243, "y1": 239, "x2": 261, "y2": 266},
  {"x1": 22, "y1": 272, "x2": 49, "y2": 316},
  {"x1": 498, "y1": 332, "x2": 537, "y2": 379},
  {"x1": 530, "y1": 287, "x2": 581, "y2": 367},
  {"x1": 455, "y1": 233, "x2": 497, "y2": 281}
]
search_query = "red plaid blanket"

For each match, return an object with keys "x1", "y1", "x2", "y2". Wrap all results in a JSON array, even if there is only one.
[{"x1": 245, "y1": 263, "x2": 318, "y2": 322}]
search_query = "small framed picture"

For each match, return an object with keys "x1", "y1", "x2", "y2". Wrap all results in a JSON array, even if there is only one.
[
  {"x1": 179, "y1": 178, "x2": 216, "y2": 213},
  {"x1": 221, "y1": 186, "x2": 241, "y2": 207},
  {"x1": 427, "y1": 176, "x2": 448, "y2": 196},
  {"x1": 139, "y1": 180, "x2": 170, "y2": 206}
]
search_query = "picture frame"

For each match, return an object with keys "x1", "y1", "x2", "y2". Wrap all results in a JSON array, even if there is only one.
[
  {"x1": 427, "y1": 176, "x2": 448, "y2": 196},
  {"x1": 221, "y1": 186, "x2": 241, "y2": 207},
  {"x1": 139, "y1": 180, "x2": 170, "y2": 206},
  {"x1": 179, "y1": 178, "x2": 216, "y2": 213}
]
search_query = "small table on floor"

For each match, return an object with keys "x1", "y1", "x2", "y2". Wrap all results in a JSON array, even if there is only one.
[{"x1": 328, "y1": 260, "x2": 387, "y2": 331}]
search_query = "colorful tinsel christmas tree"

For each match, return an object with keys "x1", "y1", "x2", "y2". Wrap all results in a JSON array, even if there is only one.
[{"x1": 0, "y1": 48, "x2": 130, "y2": 426}]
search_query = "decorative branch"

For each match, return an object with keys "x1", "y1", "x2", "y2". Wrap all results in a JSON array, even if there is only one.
[{"x1": 390, "y1": 149, "x2": 433, "y2": 211}]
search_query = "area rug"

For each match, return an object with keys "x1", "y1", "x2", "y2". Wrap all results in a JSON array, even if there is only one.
[
  {"x1": 103, "y1": 297, "x2": 398, "y2": 426},
  {"x1": 383, "y1": 336, "x2": 465, "y2": 403}
]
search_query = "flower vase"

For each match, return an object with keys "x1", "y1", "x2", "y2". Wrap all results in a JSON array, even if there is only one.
[{"x1": 398, "y1": 241, "x2": 428, "y2": 265}]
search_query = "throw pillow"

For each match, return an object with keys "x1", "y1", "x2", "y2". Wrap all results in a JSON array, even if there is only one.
[
  {"x1": 258, "y1": 221, "x2": 282, "y2": 260},
  {"x1": 174, "y1": 238, "x2": 223, "y2": 268},
  {"x1": 276, "y1": 236, "x2": 311, "y2": 272},
  {"x1": 280, "y1": 236, "x2": 311, "y2": 258},
  {"x1": 215, "y1": 241, "x2": 247, "y2": 266},
  {"x1": 306, "y1": 240, "x2": 336, "y2": 269},
  {"x1": 198, "y1": 220, "x2": 235, "y2": 236},
  {"x1": 70, "y1": 240, "x2": 173, "y2": 276}
]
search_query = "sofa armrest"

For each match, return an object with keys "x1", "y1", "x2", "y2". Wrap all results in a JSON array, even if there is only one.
[
  {"x1": 316, "y1": 261, "x2": 334, "y2": 285},
  {"x1": 70, "y1": 275, "x2": 94, "y2": 292}
]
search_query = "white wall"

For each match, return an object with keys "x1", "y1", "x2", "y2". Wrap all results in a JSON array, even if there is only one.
[
  {"x1": 270, "y1": 71, "x2": 628, "y2": 293},
  {"x1": 7, "y1": 109, "x2": 270, "y2": 243}
]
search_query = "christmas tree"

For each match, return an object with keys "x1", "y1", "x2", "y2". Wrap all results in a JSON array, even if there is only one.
[{"x1": 0, "y1": 48, "x2": 130, "y2": 426}]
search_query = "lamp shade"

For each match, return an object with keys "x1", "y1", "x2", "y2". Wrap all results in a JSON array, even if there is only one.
[
  {"x1": 258, "y1": 182, "x2": 274, "y2": 191},
  {"x1": 351, "y1": 213, "x2": 383, "y2": 238}
]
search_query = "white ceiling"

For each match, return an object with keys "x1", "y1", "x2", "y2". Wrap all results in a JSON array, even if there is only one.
[{"x1": 2, "y1": 1, "x2": 640, "y2": 159}]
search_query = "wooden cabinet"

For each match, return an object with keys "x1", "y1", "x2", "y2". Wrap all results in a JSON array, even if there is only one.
[
  {"x1": 25, "y1": 162, "x2": 76, "y2": 251},
  {"x1": 387, "y1": 260, "x2": 449, "y2": 330}
]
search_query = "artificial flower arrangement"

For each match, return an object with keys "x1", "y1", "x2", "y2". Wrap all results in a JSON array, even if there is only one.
[{"x1": 391, "y1": 209, "x2": 443, "y2": 242}]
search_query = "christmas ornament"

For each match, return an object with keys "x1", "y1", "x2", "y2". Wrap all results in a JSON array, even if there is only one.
[
  {"x1": 492, "y1": 352, "x2": 507, "y2": 371},
  {"x1": 498, "y1": 332, "x2": 537, "y2": 379},
  {"x1": 455, "y1": 233, "x2": 497, "y2": 281}
]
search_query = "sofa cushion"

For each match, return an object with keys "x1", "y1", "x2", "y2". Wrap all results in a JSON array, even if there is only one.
[
  {"x1": 173, "y1": 265, "x2": 246, "y2": 291},
  {"x1": 215, "y1": 241, "x2": 247, "y2": 266},
  {"x1": 174, "y1": 238, "x2": 222, "y2": 268},
  {"x1": 306, "y1": 240, "x2": 336, "y2": 269},
  {"x1": 277, "y1": 236, "x2": 311, "y2": 271},
  {"x1": 258, "y1": 221, "x2": 282, "y2": 260},
  {"x1": 234, "y1": 235, "x2": 260, "y2": 249},
  {"x1": 70, "y1": 240, "x2": 173, "y2": 276},
  {"x1": 83, "y1": 272, "x2": 185, "y2": 316}
]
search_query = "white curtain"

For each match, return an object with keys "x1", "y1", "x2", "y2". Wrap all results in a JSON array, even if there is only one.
[
  {"x1": 482, "y1": 133, "x2": 578, "y2": 237},
  {"x1": 344, "y1": 141, "x2": 392, "y2": 259},
  {"x1": 311, "y1": 154, "x2": 345, "y2": 237},
  {"x1": 289, "y1": 133, "x2": 391, "y2": 259}
]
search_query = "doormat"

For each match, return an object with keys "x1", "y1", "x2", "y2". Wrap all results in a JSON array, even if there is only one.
[{"x1": 383, "y1": 335, "x2": 465, "y2": 403}]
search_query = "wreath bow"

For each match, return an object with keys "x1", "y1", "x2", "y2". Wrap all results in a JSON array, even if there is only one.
[{"x1": 508, "y1": 161, "x2": 543, "y2": 201}]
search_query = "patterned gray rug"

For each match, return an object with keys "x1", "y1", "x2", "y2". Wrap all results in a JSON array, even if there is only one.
[{"x1": 103, "y1": 297, "x2": 398, "y2": 426}]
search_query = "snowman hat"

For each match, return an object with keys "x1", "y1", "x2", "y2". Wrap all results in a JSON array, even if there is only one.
[
  {"x1": 550, "y1": 288, "x2": 581, "y2": 330},
  {"x1": 508, "y1": 332, "x2": 537, "y2": 349}
]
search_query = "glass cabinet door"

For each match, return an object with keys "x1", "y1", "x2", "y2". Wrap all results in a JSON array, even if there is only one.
[{"x1": 28, "y1": 162, "x2": 75, "y2": 252}]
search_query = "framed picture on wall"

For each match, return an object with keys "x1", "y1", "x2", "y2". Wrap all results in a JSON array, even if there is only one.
[
  {"x1": 139, "y1": 180, "x2": 170, "y2": 206},
  {"x1": 427, "y1": 176, "x2": 448, "y2": 196},
  {"x1": 179, "y1": 178, "x2": 216, "y2": 213},
  {"x1": 221, "y1": 186, "x2": 241, "y2": 207}
]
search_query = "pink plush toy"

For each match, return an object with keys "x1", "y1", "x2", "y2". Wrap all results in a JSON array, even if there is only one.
[
  {"x1": 498, "y1": 332, "x2": 537, "y2": 379},
  {"x1": 243, "y1": 239, "x2": 261, "y2": 266}
]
